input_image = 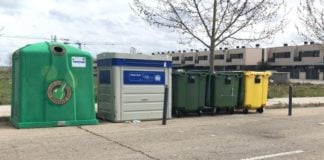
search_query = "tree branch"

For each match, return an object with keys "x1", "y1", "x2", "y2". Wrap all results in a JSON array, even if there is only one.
[
  {"x1": 214, "y1": 0, "x2": 248, "y2": 42},
  {"x1": 193, "y1": 0, "x2": 211, "y2": 38},
  {"x1": 167, "y1": 0, "x2": 210, "y2": 48}
]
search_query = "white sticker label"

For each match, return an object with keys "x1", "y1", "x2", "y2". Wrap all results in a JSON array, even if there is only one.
[{"x1": 72, "y1": 57, "x2": 86, "y2": 68}]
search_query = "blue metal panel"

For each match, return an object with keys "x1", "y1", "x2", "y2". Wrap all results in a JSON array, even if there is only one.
[
  {"x1": 97, "y1": 58, "x2": 172, "y2": 68},
  {"x1": 123, "y1": 70, "x2": 165, "y2": 85},
  {"x1": 99, "y1": 70, "x2": 110, "y2": 84}
]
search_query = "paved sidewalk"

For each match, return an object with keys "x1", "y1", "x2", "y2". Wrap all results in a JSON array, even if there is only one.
[
  {"x1": 1, "y1": 97, "x2": 324, "y2": 118},
  {"x1": 267, "y1": 97, "x2": 324, "y2": 107},
  {"x1": 0, "y1": 107, "x2": 324, "y2": 160}
]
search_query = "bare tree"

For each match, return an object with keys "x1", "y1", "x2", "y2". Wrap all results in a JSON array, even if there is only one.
[
  {"x1": 297, "y1": 0, "x2": 324, "y2": 42},
  {"x1": 132, "y1": 0, "x2": 286, "y2": 72}
]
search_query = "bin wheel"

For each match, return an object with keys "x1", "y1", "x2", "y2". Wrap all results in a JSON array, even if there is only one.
[
  {"x1": 216, "y1": 108, "x2": 220, "y2": 114},
  {"x1": 212, "y1": 108, "x2": 217, "y2": 116},
  {"x1": 198, "y1": 108, "x2": 203, "y2": 116},
  {"x1": 175, "y1": 110, "x2": 183, "y2": 118},
  {"x1": 243, "y1": 108, "x2": 248, "y2": 114},
  {"x1": 257, "y1": 107, "x2": 264, "y2": 113},
  {"x1": 229, "y1": 108, "x2": 235, "y2": 114}
]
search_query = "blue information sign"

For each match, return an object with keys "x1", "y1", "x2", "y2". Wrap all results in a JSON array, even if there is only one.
[{"x1": 123, "y1": 70, "x2": 165, "y2": 85}]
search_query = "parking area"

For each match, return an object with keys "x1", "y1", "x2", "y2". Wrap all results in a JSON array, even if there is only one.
[{"x1": 0, "y1": 107, "x2": 324, "y2": 160}]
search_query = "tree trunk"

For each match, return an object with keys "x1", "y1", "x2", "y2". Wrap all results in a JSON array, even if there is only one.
[
  {"x1": 209, "y1": 44, "x2": 215, "y2": 73},
  {"x1": 209, "y1": 0, "x2": 217, "y2": 73}
]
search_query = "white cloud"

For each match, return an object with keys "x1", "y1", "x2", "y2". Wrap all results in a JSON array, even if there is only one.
[
  {"x1": 0, "y1": 0, "x2": 187, "y2": 66},
  {"x1": 0, "y1": 0, "x2": 310, "y2": 66}
]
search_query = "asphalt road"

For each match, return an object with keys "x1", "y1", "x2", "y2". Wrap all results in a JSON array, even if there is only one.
[{"x1": 0, "y1": 107, "x2": 324, "y2": 160}]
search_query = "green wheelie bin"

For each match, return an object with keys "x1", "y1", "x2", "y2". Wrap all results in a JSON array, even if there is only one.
[
  {"x1": 208, "y1": 72, "x2": 244, "y2": 114},
  {"x1": 172, "y1": 72, "x2": 207, "y2": 117}
]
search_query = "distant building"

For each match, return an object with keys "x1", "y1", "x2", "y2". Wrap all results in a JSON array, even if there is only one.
[
  {"x1": 267, "y1": 42, "x2": 324, "y2": 80},
  {"x1": 0, "y1": 66, "x2": 11, "y2": 72},
  {"x1": 154, "y1": 42, "x2": 324, "y2": 80},
  {"x1": 166, "y1": 46, "x2": 266, "y2": 71}
]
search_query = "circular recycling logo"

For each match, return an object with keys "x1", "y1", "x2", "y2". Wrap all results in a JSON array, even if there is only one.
[
  {"x1": 47, "y1": 80, "x2": 72, "y2": 105},
  {"x1": 155, "y1": 75, "x2": 161, "y2": 81}
]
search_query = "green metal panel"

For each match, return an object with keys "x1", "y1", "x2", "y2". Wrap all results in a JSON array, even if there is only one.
[
  {"x1": 10, "y1": 42, "x2": 98, "y2": 128},
  {"x1": 172, "y1": 72, "x2": 207, "y2": 113},
  {"x1": 209, "y1": 72, "x2": 244, "y2": 110}
]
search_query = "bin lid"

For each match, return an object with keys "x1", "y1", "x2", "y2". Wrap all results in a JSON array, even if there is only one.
[
  {"x1": 214, "y1": 71, "x2": 244, "y2": 77},
  {"x1": 244, "y1": 71, "x2": 272, "y2": 77},
  {"x1": 15, "y1": 42, "x2": 91, "y2": 58},
  {"x1": 186, "y1": 72, "x2": 208, "y2": 76}
]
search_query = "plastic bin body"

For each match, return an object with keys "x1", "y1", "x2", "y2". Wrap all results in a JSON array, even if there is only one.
[
  {"x1": 97, "y1": 53, "x2": 172, "y2": 122},
  {"x1": 172, "y1": 73, "x2": 186, "y2": 110},
  {"x1": 209, "y1": 72, "x2": 243, "y2": 111},
  {"x1": 172, "y1": 72, "x2": 207, "y2": 113},
  {"x1": 243, "y1": 71, "x2": 271, "y2": 110},
  {"x1": 10, "y1": 42, "x2": 98, "y2": 128}
]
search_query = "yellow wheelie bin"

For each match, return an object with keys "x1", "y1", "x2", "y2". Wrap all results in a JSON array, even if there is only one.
[{"x1": 242, "y1": 71, "x2": 271, "y2": 113}]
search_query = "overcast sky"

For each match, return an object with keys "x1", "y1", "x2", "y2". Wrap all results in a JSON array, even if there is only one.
[{"x1": 0, "y1": 0, "x2": 303, "y2": 66}]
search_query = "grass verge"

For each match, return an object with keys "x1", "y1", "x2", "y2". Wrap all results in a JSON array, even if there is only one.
[
  {"x1": 0, "y1": 71, "x2": 11, "y2": 105},
  {"x1": 268, "y1": 83, "x2": 324, "y2": 99}
]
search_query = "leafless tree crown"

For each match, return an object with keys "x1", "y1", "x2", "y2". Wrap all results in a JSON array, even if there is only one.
[
  {"x1": 297, "y1": 0, "x2": 324, "y2": 42},
  {"x1": 132, "y1": 0, "x2": 285, "y2": 47},
  {"x1": 131, "y1": 0, "x2": 286, "y2": 72}
]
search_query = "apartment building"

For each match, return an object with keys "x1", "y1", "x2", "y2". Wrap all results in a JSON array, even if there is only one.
[
  {"x1": 224, "y1": 47, "x2": 265, "y2": 70},
  {"x1": 152, "y1": 42, "x2": 324, "y2": 80},
  {"x1": 194, "y1": 49, "x2": 210, "y2": 67},
  {"x1": 182, "y1": 50, "x2": 198, "y2": 66},
  {"x1": 268, "y1": 42, "x2": 324, "y2": 66},
  {"x1": 0, "y1": 66, "x2": 11, "y2": 72},
  {"x1": 267, "y1": 42, "x2": 324, "y2": 79},
  {"x1": 170, "y1": 46, "x2": 265, "y2": 70},
  {"x1": 171, "y1": 51, "x2": 184, "y2": 66}
]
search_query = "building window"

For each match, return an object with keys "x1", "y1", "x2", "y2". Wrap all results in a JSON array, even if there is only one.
[
  {"x1": 268, "y1": 57, "x2": 275, "y2": 62},
  {"x1": 230, "y1": 53, "x2": 243, "y2": 59},
  {"x1": 299, "y1": 50, "x2": 320, "y2": 57},
  {"x1": 198, "y1": 55, "x2": 208, "y2": 60},
  {"x1": 273, "y1": 52, "x2": 290, "y2": 58},
  {"x1": 184, "y1": 56, "x2": 193, "y2": 61},
  {"x1": 172, "y1": 57, "x2": 180, "y2": 61},
  {"x1": 214, "y1": 55, "x2": 224, "y2": 59}
]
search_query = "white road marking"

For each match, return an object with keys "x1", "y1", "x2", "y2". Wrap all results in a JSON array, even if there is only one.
[
  {"x1": 317, "y1": 123, "x2": 324, "y2": 125},
  {"x1": 241, "y1": 150, "x2": 304, "y2": 160}
]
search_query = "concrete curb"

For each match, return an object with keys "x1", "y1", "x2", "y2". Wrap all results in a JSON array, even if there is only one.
[
  {"x1": 267, "y1": 103, "x2": 324, "y2": 109},
  {"x1": 267, "y1": 97, "x2": 324, "y2": 108}
]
